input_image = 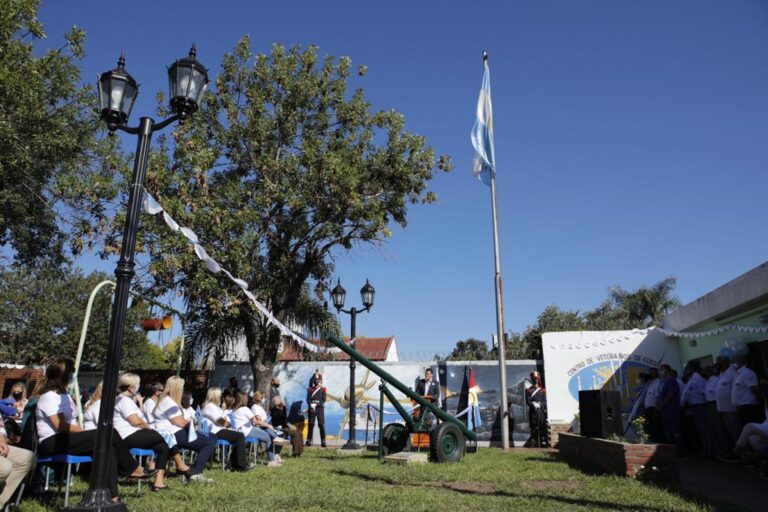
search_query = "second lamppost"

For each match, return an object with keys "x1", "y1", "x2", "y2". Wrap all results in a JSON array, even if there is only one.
[
  {"x1": 69, "y1": 47, "x2": 208, "y2": 512},
  {"x1": 331, "y1": 278, "x2": 375, "y2": 450}
]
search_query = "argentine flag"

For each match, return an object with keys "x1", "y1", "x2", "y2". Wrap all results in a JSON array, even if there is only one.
[{"x1": 471, "y1": 53, "x2": 495, "y2": 186}]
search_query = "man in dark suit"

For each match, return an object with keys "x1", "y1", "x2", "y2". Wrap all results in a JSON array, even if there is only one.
[{"x1": 415, "y1": 368, "x2": 440, "y2": 404}]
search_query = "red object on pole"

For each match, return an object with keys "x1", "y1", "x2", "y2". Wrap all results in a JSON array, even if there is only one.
[{"x1": 141, "y1": 315, "x2": 172, "y2": 331}]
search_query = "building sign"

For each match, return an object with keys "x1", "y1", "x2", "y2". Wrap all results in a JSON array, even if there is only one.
[{"x1": 542, "y1": 328, "x2": 681, "y2": 424}]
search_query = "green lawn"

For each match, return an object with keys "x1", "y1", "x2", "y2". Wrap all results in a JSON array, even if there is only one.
[{"x1": 18, "y1": 449, "x2": 718, "y2": 512}]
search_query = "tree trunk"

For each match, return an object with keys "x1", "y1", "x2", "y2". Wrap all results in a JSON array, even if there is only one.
[{"x1": 244, "y1": 317, "x2": 280, "y2": 397}]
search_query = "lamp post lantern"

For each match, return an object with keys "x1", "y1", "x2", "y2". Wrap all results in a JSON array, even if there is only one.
[
  {"x1": 332, "y1": 278, "x2": 375, "y2": 450},
  {"x1": 70, "y1": 47, "x2": 208, "y2": 512}
]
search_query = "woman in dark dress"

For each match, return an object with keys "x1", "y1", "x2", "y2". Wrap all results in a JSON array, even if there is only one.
[{"x1": 525, "y1": 371, "x2": 548, "y2": 447}]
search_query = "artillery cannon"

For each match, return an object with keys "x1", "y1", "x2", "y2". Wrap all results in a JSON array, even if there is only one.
[{"x1": 324, "y1": 334, "x2": 476, "y2": 462}]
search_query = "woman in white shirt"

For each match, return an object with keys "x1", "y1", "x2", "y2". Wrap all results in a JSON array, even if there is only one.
[
  {"x1": 202, "y1": 387, "x2": 250, "y2": 470},
  {"x1": 231, "y1": 391, "x2": 280, "y2": 466},
  {"x1": 141, "y1": 382, "x2": 164, "y2": 426},
  {"x1": 152, "y1": 376, "x2": 216, "y2": 482},
  {"x1": 251, "y1": 390, "x2": 289, "y2": 451},
  {"x1": 115, "y1": 373, "x2": 176, "y2": 491},
  {"x1": 33, "y1": 358, "x2": 148, "y2": 502},
  {"x1": 82, "y1": 381, "x2": 102, "y2": 430}
]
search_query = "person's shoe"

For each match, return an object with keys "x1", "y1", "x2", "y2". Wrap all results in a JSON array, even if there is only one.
[
  {"x1": 274, "y1": 454, "x2": 282, "y2": 462},
  {"x1": 188, "y1": 473, "x2": 214, "y2": 483},
  {"x1": 150, "y1": 484, "x2": 169, "y2": 492},
  {"x1": 321, "y1": 442, "x2": 327, "y2": 448},
  {"x1": 274, "y1": 437, "x2": 290, "y2": 446},
  {"x1": 305, "y1": 441, "x2": 312, "y2": 447},
  {"x1": 267, "y1": 460, "x2": 282, "y2": 467}
]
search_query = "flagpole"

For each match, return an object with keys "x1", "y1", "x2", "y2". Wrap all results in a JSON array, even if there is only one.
[{"x1": 484, "y1": 50, "x2": 510, "y2": 450}]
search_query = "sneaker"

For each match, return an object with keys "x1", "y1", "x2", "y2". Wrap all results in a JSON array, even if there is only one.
[
  {"x1": 188, "y1": 473, "x2": 214, "y2": 483},
  {"x1": 267, "y1": 460, "x2": 282, "y2": 467},
  {"x1": 274, "y1": 438, "x2": 290, "y2": 446},
  {"x1": 274, "y1": 454, "x2": 282, "y2": 462}
]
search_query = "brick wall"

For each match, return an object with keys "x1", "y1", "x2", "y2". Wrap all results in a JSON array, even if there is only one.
[
  {"x1": 558, "y1": 432, "x2": 678, "y2": 480},
  {"x1": 548, "y1": 422, "x2": 571, "y2": 447}
]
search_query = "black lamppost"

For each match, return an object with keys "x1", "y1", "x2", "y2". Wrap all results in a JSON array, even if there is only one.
[
  {"x1": 331, "y1": 278, "x2": 375, "y2": 450},
  {"x1": 69, "y1": 47, "x2": 208, "y2": 512}
]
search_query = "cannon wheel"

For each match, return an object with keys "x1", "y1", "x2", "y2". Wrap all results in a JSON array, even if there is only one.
[
  {"x1": 429, "y1": 422, "x2": 465, "y2": 462},
  {"x1": 381, "y1": 423, "x2": 411, "y2": 455}
]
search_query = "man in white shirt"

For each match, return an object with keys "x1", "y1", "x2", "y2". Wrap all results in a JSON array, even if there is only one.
[
  {"x1": 681, "y1": 361, "x2": 711, "y2": 457},
  {"x1": 0, "y1": 422, "x2": 35, "y2": 508},
  {"x1": 715, "y1": 355, "x2": 740, "y2": 445},
  {"x1": 643, "y1": 368, "x2": 663, "y2": 442},
  {"x1": 731, "y1": 356, "x2": 764, "y2": 426},
  {"x1": 702, "y1": 365, "x2": 728, "y2": 458}
]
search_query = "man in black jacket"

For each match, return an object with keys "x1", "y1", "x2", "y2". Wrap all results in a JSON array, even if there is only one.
[{"x1": 415, "y1": 368, "x2": 440, "y2": 404}]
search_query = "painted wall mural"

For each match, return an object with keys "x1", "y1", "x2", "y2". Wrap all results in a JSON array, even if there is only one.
[{"x1": 212, "y1": 359, "x2": 541, "y2": 445}]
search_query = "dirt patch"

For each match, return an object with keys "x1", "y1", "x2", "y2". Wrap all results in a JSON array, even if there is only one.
[
  {"x1": 525, "y1": 480, "x2": 580, "y2": 491},
  {"x1": 421, "y1": 482, "x2": 496, "y2": 494}
]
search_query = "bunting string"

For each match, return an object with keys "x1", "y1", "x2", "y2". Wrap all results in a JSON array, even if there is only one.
[
  {"x1": 142, "y1": 193, "x2": 341, "y2": 355},
  {"x1": 548, "y1": 325, "x2": 768, "y2": 351}
]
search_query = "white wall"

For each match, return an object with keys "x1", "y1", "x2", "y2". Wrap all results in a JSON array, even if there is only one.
[{"x1": 542, "y1": 328, "x2": 681, "y2": 424}]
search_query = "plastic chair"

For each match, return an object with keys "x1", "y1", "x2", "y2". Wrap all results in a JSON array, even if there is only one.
[
  {"x1": 216, "y1": 439, "x2": 232, "y2": 471},
  {"x1": 244, "y1": 436, "x2": 268, "y2": 465},
  {"x1": 37, "y1": 454, "x2": 93, "y2": 508},
  {"x1": 129, "y1": 448, "x2": 155, "y2": 494}
]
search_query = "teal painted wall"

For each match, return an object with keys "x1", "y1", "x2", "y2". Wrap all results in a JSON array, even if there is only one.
[{"x1": 675, "y1": 306, "x2": 768, "y2": 365}]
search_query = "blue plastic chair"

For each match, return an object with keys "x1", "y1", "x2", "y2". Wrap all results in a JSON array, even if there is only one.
[
  {"x1": 37, "y1": 454, "x2": 93, "y2": 508},
  {"x1": 129, "y1": 448, "x2": 155, "y2": 494},
  {"x1": 216, "y1": 439, "x2": 232, "y2": 470}
]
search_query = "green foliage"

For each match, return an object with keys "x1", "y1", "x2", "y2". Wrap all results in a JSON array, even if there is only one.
[
  {"x1": 443, "y1": 338, "x2": 494, "y2": 361},
  {"x1": 505, "y1": 278, "x2": 681, "y2": 360},
  {"x1": 103, "y1": 41, "x2": 450, "y2": 393},
  {"x1": 0, "y1": 265, "x2": 158, "y2": 369},
  {"x1": 0, "y1": 0, "x2": 119, "y2": 265}
]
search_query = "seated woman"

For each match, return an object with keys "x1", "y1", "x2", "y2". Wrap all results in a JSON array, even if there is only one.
[
  {"x1": 6, "y1": 382, "x2": 28, "y2": 422},
  {"x1": 152, "y1": 376, "x2": 216, "y2": 482},
  {"x1": 181, "y1": 393, "x2": 195, "y2": 423},
  {"x1": 270, "y1": 395, "x2": 303, "y2": 457},
  {"x1": 142, "y1": 382, "x2": 163, "y2": 427},
  {"x1": 114, "y1": 373, "x2": 176, "y2": 491},
  {"x1": 33, "y1": 358, "x2": 148, "y2": 503},
  {"x1": 231, "y1": 391, "x2": 281, "y2": 467},
  {"x1": 202, "y1": 387, "x2": 250, "y2": 471},
  {"x1": 251, "y1": 391, "x2": 290, "y2": 454},
  {"x1": 82, "y1": 381, "x2": 103, "y2": 430}
]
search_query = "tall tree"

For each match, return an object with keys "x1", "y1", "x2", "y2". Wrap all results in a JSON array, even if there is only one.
[
  {"x1": 0, "y1": 265, "x2": 159, "y2": 368},
  {"x1": 0, "y1": 0, "x2": 118, "y2": 265},
  {"x1": 444, "y1": 338, "x2": 494, "y2": 361},
  {"x1": 609, "y1": 277, "x2": 681, "y2": 328},
  {"x1": 103, "y1": 41, "x2": 451, "y2": 394},
  {"x1": 505, "y1": 278, "x2": 680, "y2": 359}
]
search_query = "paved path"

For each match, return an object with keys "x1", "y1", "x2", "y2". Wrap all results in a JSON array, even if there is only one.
[{"x1": 678, "y1": 457, "x2": 766, "y2": 512}]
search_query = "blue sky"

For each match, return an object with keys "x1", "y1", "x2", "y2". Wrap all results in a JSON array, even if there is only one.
[{"x1": 35, "y1": 1, "x2": 768, "y2": 359}]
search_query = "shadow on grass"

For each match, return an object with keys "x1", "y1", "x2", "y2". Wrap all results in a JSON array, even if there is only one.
[{"x1": 330, "y1": 470, "x2": 688, "y2": 512}]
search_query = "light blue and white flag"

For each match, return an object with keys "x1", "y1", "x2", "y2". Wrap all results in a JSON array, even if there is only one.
[{"x1": 471, "y1": 52, "x2": 495, "y2": 186}]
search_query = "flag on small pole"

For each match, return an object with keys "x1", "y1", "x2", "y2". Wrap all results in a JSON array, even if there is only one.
[{"x1": 470, "y1": 50, "x2": 510, "y2": 450}]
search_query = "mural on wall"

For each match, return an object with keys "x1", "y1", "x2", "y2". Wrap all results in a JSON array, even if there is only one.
[
  {"x1": 439, "y1": 361, "x2": 540, "y2": 444},
  {"x1": 542, "y1": 329, "x2": 682, "y2": 425},
  {"x1": 212, "y1": 359, "x2": 541, "y2": 445}
]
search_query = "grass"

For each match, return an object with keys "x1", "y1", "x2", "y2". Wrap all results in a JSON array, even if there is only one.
[{"x1": 17, "y1": 449, "x2": 719, "y2": 512}]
